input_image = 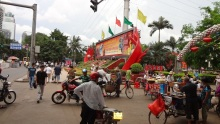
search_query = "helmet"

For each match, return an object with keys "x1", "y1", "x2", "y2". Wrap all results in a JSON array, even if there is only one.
[
  {"x1": 90, "y1": 72, "x2": 100, "y2": 81},
  {"x1": 82, "y1": 69, "x2": 87, "y2": 73}
]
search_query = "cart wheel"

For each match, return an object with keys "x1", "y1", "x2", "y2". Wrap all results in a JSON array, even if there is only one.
[
  {"x1": 125, "y1": 87, "x2": 134, "y2": 99},
  {"x1": 148, "y1": 110, "x2": 167, "y2": 124},
  {"x1": 106, "y1": 91, "x2": 117, "y2": 97}
]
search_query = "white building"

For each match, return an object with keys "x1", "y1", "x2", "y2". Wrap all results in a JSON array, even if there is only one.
[
  {"x1": 2, "y1": 12, "x2": 16, "y2": 40},
  {"x1": 0, "y1": 5, "x2": 5, "y2": 32}
]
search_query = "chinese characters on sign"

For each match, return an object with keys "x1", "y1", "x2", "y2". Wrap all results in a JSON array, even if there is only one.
[{"x1": 145, "y1": 65, "x2": 163, "y2": 71}]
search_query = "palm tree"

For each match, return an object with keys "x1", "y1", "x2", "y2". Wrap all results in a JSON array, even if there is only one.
[
  {"x1": 165, "y1": 36, "x2": 177, "y2": 52},
  {"x1": 148, "y1": 16, "x2": 173, "y2": 42},
  {"x1": 68, "y1": 35, "x2": 82, "y2": 64}
]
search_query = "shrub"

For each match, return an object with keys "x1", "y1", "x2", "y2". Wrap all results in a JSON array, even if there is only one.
[
  {"x1": 118, "y1": 62, "x2": 125, "y2": 69},
  {"x1": 131, "y1": 63, "x2": 144, "y2": 74},
  {"x1": 121, "y1": 70, "x2": 126, "y2": 76}
]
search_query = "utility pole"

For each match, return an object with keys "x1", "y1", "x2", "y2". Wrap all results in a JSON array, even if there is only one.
[
  {"x1": 123, "y1": 0, "x2": 130, "y2": 31},
  {"x1": 0, "y1": 1, "x2": 37, "y2": 64}
]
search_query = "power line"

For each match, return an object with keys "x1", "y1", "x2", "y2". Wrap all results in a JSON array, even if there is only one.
[{"x1": 175, "y1": 0, "x2": 199, "y2": 10}]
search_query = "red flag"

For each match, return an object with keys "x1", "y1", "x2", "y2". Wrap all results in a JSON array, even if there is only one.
[{"x1": 116, "y1": 17, "x2": 121, "y2": 27}]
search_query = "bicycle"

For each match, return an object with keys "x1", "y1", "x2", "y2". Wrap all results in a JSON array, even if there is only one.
[{"x1": 105, "y1": 79, "x2": 134, "y2": 99}]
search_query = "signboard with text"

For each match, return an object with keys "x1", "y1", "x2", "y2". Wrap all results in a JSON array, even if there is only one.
[
  {"x1": 10, "y1": 43, "x2": 22, "y2": 50},
  {"x1": 145, "y1": 65, "x2": 163, "y2": 71},
  {"x1": 96, "y1": 29, "x2": 134, "y2": 58}
]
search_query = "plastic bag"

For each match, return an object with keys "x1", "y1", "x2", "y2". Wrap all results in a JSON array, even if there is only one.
[
  {"x1": 148, "y1": 95, "x2": 165, "y2": 116},
  {"x1": 211, "y1": 96, "x2": 219, "y2": 105},
  {"x1": 164, "y1": 96, "x2": 172, "y2": 106}
]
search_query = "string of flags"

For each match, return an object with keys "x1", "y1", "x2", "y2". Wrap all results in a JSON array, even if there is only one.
[{"x1": 101, "y1": 8, "x2": 147, "y2": 39}]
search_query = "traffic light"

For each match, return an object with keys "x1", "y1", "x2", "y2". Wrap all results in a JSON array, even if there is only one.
[{"x1": 90, "y1": 0, "x2": 98, "y2": 12}]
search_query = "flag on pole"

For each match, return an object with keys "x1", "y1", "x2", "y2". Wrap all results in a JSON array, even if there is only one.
[
  {"x1": 108, "y1": 26, "x2": 114, "y2": 36},
  {"x1": 101, "y1": 30, "x2": 105, "y2": 39},
  {"x1": 116, "y1": 17, "x2": 121, "y2": 27},
  {"x1": 124, "y1": 17, "x2": 133, "y2": 26},
  {"x1": 137, "y1": 9, "x2": 147, "y2": 24}
]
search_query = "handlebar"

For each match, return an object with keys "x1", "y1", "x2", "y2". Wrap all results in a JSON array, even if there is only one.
[{"x1": 0, "y1": 74, "x2": 9, "y2": 81}]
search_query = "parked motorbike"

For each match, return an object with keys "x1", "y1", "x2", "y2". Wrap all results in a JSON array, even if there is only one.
[
  {"x1": 95, "y1": 107, "x2": 123, "y2": 124},
  {"x1": 0, "y1": 75, "x2": 16, "y2": 104},
  {"x1": 51, "y1": 80, "x2": 80, "y2": 104}
]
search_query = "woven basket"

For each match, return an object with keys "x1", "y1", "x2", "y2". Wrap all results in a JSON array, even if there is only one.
[{"x1": 105, "y1": 84, "x2": 115, "y2": 93}]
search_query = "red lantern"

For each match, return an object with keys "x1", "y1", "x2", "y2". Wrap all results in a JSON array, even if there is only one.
[
  {"x1": 203, "y1": 37, "x2": 212, "y2": 43},
  {"x1": 190, "y1": 47, "x2": 199, "y2": 52}
]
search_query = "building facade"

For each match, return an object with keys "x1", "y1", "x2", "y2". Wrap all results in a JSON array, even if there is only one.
[
  {"x1": 0, "y1": 5, "x2": 5, "y2": 32},
  {"x1": 2, "y1": 12, "x2": 16, "y2": 40}
]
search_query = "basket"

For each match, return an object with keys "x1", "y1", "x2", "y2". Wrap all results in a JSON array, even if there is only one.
[{"x1": 105, "y1": 84, "x2": 115, "y2": 93}]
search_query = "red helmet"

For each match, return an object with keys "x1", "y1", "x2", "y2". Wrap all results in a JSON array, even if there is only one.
[{"x1": 90, "y1": 72, "x2": 100, "y2": 81}]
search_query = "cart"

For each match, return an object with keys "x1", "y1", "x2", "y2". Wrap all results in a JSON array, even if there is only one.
[{"x1": 144, "y1": 78, "x2": 160, "y2": 100}]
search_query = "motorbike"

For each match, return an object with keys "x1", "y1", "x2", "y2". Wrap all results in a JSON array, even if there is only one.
[
  {"x1": 51, "y1": 80, "x2": 80, "y2": 104},
  {"x1": 0, "y1": 75, "x2": 16, "y2": 104},
  {"x1": 95, "y1": 107, "x2": 123, "y2": 124}
]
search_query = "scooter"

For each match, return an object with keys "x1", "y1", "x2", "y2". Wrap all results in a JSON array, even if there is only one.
[
  {"x1": 95, "y1": 107, "x2": 123, "y2": 124},
  {"x1": 51, "y1": 80, "x2": 80, "y2": 104},
  {"x1": 0, "y1": 75, "x2": 16, "y2": 104}
]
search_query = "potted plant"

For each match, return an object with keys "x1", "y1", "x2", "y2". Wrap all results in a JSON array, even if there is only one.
[{"x1": 130, "y1": 63, "x2": 144, "y2": 83}]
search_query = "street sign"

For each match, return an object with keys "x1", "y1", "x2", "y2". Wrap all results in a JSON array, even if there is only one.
[{"x1": 10, "y1": 43, "x2": 22, "y2": 50}]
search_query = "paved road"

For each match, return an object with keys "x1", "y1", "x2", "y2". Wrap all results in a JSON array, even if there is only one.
[
  {"x1": 1, "y1": 66, "x2": 27, "y2": 81},
  {"x1": 0, "y1": 79, "x2": 220, "y2": 124}
]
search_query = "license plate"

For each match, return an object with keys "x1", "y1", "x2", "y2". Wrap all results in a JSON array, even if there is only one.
[{"x1": 113, "y1": 112, "x2": 123, "y2": 120}]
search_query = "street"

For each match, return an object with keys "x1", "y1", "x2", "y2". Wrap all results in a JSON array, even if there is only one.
[{"x1": 0, "y1": 67, "x2": 220, "y2": 124}]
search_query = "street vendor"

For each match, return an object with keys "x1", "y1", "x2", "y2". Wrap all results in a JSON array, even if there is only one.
[{"x1": 166, "y1": 71, "x2": 174, "y2": 92}]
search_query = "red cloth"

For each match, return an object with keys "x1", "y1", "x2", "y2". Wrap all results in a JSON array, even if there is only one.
[
  {"x1": 116, "y1": 17, "x2": 121, "y2": 27},
  {"x1": 148, "y1": 95, "x2": 165, "y2": 116}
]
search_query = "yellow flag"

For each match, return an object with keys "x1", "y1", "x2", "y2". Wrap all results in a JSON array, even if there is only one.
[
  {"x1": 137, "y1": 9, "x2": 147, "y2": 24},
  {"x1": 102, "y1": 30, "x2": 105, "y2": 39}
]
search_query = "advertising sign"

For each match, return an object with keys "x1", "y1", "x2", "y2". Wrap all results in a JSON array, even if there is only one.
[
  {"x1": 181, "y1": 62, "x2": 187, "y2": 69},
  {"x1": 145, "y1": 65, "x2": 163, "y2": 71},
  {"x1": 96, "y1": 29, "x2": 134, "y2": 58},
  {"x1": 10, "y1": 43, "x2": 22, "y2": 50}
]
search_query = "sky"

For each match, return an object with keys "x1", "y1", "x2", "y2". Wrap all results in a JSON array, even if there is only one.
[{"x1": 0, "y1": 0, "x2": 216, "y2": 46}]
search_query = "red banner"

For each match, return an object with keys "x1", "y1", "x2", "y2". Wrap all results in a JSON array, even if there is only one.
[{"x1": 145, "y1": 65, "x2": 163, "y2": 71}]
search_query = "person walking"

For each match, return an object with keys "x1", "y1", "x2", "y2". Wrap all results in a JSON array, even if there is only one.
[
  {"x1": 115, "y1": 68, "x2": 122, "y2": 97},
  {"x1": 200, "y1": 78, "x2": 211, "y2": 124},
  {"x1": 74, "y1": 72, "x2": 105, "y2": 124},
  {"x1": 167, "y1": 71, "x2": 174, "y2": 92},
  {"x1": 36, "y1": 65, "x2": 47, "y2": 103},
  {"x1": 28, "y1": 63, "x2": 36, "y2": 89},
  {"x1": 54, "y1": 63, "x2": 62, "y2": 84},
  {"x1": 180, "y1": 77, "x2": 199, "y2": 124},
  {"x1": 44, "y1": 65, "x2": 52, "y2": 83}
]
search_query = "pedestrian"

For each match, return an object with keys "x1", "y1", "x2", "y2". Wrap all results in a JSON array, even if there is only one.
[
  {"x1": 44, "y1": 65, "x2": 52, "y2": 83},
  {"x1": 36, "y1": 65, "x2": 47, "y2": 103},
  {"x1": 180, "y1": 77, "x2": 199, "y2": 124},
  {"x1": 126, "y1": 67, "x2": 132, "y2": 83},
  {"x1": 97, "y1": 67, "x2": 109, "y2": 96},
  {"x1": 27, "y1": 63, "x2": 36, "y2": 89},
  {"x1": 54, "y1": 63, "x2": 62, "y2": 84},
  {"x1": 74, "y1": 72, "x2": 106, "y2": 124},
  {"x1": 200, "y1": 78, "x2": 211, "y2": 124},
  {"x1": 166, "y1": 71, "x2": 174, "y2": 92},
  {"x1": 115, "y1": 68, "x2": 122, "y2": 97}
]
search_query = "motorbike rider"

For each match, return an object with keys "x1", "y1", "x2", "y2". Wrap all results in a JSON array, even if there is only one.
[
  {"x1": 74, "y1": 72, "x2": 106, "y2": 124},
  {"x1": 70, "y1": 69, "x2": 90, "y2": 83},
  {"x1": 0, "y1": 75, "x2": 7, "y2": 109}
]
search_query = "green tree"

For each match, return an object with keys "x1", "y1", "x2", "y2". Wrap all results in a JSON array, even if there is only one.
[
  {"x1": 165, "y1": 36, "x2": 177, "y2": 52},
  {"x1": 148, "y1": 16, "x2": 173, "y2": 42},
  {"x1": 68, "y1": 35, "x2": 83, "y2": 63}
]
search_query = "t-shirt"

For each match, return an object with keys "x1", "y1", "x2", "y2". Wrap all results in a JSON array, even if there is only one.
[
  {"x1": 126, "y1": 70, "x2": 131, "y2": 80},
  {"x1": 54, "y1": 66, "x2": 61, "y2": 75},
  {"x1": 181, "y1": 83, "x2": 197, "y2": 101},
  {"x1": 28, "y1": 67, "x2": 36, "y2": 77},
  {"x1": 79, "y1": 75, "x2": 90, "y2": 83},
  {"x1": 97, "y1": 69, "x2": 107, "y2": 82},
  {"x1": 44, "y1": 67, "x2": 52, "y2": 74},
  {"x1": 200, "y1": 85, "x2": 211, "y2": 104},
  {"x1": 36, "y1": 71, "x2": 47, "y2": 85}
]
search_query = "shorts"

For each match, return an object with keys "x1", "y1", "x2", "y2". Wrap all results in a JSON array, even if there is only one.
[{"x1": 55, "y1": 75, "x2": 60, "y2": 81}]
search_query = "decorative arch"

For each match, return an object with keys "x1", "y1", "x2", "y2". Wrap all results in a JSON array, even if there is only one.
[{"x1": 177, "y1": 24, "x2": 220, "y2": 61}]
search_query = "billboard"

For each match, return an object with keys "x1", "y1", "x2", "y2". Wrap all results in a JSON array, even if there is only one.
[
  {"x1": 10, "y1": 43, "x2": 22, "y2": 50},
  {"x1": 96, "y1": 29, "x2": 134, "y2": 58},
  {"x1": 145, "y1": 65, "x2": 163, "y2": 71}
]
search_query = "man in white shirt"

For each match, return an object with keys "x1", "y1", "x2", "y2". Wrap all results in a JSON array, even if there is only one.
[
  {"x1": 167, "y1": 71, "x2": 174, "y2": 92},
  {"x1": 44, "y1": 65, "x2": 52, "y2": 83},
  {"x1": 74, "y1": 72, "x2": 105, "y2": 124}
]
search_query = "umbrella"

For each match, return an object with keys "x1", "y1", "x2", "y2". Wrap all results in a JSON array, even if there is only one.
[{"x1": 8, "y1": 56, "x2": 19, "y2": 60}]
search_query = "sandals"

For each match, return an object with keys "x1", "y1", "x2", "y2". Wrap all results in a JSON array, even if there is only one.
[{"x1": 0, "y1": 105, "x2": 7, "y2": 109}]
